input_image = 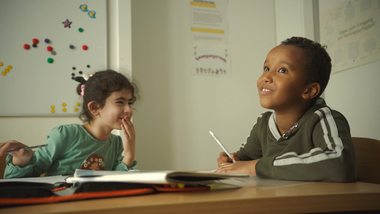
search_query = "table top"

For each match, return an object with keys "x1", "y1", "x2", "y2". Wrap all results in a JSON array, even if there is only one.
[{"x1": 2, "y1": 181, "x2": 380, "y2": 214}]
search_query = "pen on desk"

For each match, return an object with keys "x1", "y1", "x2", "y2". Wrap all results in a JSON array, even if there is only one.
[
  {"x1": 5, "y1": 144, "x2": 48, "y2": 154},
  {"x1": 209, "y1": 131, "x2": 236, "y2": 163}
]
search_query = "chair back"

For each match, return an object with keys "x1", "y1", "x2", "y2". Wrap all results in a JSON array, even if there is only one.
[
  {"x1": 352, "y1": 137, "x2": 380, "y2": 184},
  {"x1": 0, "y1": 154, "x2": 7, "y2": 179}
]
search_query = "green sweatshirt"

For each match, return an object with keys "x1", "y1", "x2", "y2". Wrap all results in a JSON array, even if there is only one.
[
  {"x1": 4, "y1": 124, "x2": 137, "y2": 178},
  {"x1": 237, "y1": 98, "x2": 357, "y2": 182}
]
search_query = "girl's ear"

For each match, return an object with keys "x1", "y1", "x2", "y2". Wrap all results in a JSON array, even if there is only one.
[
  {"x1": 87, "y1": 101, "x2": 99, "y2": 116},
  {"x1": 302, "y1": 82, "x2": 320, "y2": 100}
]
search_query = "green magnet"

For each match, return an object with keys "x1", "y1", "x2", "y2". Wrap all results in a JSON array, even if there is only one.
[
  {"x1": 47, "y1": 58, "x2": 54, "y2": 63},
  {"x1": 78, "y1": 28, "x2": 83, "y2": 32}
]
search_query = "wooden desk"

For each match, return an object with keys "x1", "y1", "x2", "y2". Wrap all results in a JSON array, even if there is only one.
[{"x1": 1, "y1": 181, "x2": 380, "y2": 214}]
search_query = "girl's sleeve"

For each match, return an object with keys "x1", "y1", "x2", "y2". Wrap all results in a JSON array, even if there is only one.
[
  {"x1": 113, "y1": 136, "x2": 137, "y2": 171},
  {"x1": 4, "y1": 126, "x2": 66, "y2": 178}
]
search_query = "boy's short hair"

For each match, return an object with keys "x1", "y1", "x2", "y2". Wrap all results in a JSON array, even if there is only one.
[{"x1": 281, "y1": 37, "x2": 331, "y2": 98}]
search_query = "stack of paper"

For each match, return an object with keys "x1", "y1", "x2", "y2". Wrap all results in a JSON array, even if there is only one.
[{"x1": 66, "y1": 169, "x2": 249, "y2": 185}]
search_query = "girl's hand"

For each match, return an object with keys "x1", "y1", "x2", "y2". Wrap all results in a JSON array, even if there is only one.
[
  {"x1": 120, "y1": 116, "x2": 136, "y2": 168},
  {"x1": 217, "y1": 152, "x2": 240, "y2": 167},
  {"x1": 216, "y1": 159, "x2": 259, "y2": 175},
  {"x1": 0, "y1": 140, "x2": 33, "y2": 167}
]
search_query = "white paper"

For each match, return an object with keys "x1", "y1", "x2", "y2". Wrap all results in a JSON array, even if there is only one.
[{"x1": 189, "y1": 0, "x2": 228, "y2": 44}]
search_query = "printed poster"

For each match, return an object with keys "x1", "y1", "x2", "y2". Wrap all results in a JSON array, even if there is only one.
[
  {"x1": 320, "y1": 0, "x2": 380, "y2": 73},
  {"x1": 192, "y1": 45, "x2": 230, "y2": 76},
  {"x1": 189, "y1": 0, "x2": 228, "y2": 44}
]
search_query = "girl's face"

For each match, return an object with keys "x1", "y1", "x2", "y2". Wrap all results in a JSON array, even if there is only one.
[
  {"x1": 257, "y1": 45, "x2": 309, "y2": 113},
  {"x1": 96, "y1": 88, "x2": 134, "y2": 130}
]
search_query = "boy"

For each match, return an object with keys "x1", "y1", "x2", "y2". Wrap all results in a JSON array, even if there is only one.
[{"x1": 216, "y1": 37, "x2": 357, "y2": 182}]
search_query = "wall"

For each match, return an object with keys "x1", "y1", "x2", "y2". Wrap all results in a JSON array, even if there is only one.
[
  {"x1": 319, "y1": 0, "x2": 380, "y2": 140},
  {"x1": 131, "y1": 0, "x2": 276, "y2": 170},
  {"x1": 0, "y1": 0, "x2": 130, "y2": 144}
]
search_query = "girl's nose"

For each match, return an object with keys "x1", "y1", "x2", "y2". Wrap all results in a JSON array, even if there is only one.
[{"x1": 124, "y1": 105, "x2": 132, "y2": 112}]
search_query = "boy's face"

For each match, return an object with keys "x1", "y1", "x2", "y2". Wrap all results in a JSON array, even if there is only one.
[{"x1": 257, "y1": 45, "x2": 309, "y2": 112}]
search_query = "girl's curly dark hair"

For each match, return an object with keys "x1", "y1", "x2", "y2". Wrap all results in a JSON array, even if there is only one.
[{"x1": 76, "y1": 70, "x2": 138, "y2": 123}]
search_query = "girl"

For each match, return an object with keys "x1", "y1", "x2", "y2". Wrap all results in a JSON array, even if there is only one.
[{"x1": 0, "y1": 70, "x2": 138, "y2": 178}]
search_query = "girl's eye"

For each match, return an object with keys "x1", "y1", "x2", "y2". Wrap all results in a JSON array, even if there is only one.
[
  {"x1": 263, "y1": 67, "x2": 269, "y2": 71},
  {"x1": 278, "y1": 68, "x2": 288, "y2": 73},
  {"x1": 117, "y1": 101, "x2": 123, "y2": 104}
]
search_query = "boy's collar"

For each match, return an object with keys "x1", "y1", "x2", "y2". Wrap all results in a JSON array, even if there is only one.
[{"x1": 269, "y1": 98, "x2": 327, "y2": 140}]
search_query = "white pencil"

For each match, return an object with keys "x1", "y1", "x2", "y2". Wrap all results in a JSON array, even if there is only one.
[{"x1": 209, "y1": 131, "x2": 236, "y2": 163}]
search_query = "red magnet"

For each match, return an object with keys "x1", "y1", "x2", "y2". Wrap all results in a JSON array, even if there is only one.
[
  {"x1": 46, "y1": 46, "x2": 53, "y2": 52},
  {"x1": 82, "y1": 45, "x2": 88, "y2": 50},
  {"x1": 23, "y1": 44, "x2": 30, "y2": 50},
  {"x1": 32, "y1": 38, "x2": 39, "y2": 44}
]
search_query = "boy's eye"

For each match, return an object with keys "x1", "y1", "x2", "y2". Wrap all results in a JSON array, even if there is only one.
[
  {"x1": 263, "y1": 67, "x2": 269, "y2": 71},
  {"x1": 278, "y1": 68, "x2": 288, "y2": 73}
]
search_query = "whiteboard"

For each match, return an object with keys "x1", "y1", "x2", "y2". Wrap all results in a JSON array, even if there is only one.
[{"x1": 0, "y1": 0, "x2": 107, "y2": 116}]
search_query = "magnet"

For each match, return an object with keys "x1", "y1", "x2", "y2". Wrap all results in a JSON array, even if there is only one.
[
  {"x1": 79, "y1": 71, "x2": 83, "y2": 74},
  {"x1": 23, "y1": 44, "x2": 30, "y2": 50},
  {"x1": 51, "y1": 51, "x2": 56, "y2": 55},
  {"x1": 4, "y1": 68, "x2": 9, "y2": 73},
  {"x1": 62, "y1": 108, "x2": 67, "y2": 112},
  {"x1": 72, "y1": 67, "x2": 76, "y2": 70},
  {"x1": 51, "y1": 109, "x2": 55, "y2": 113},
  {"x1": 62, "y1": 103, "x2": 67, "y2": 107},
  {"x1": 82, "y1": 45, "x2": 88, "y2": 50},
  {"x1": 1, "y1": 71, "x2": 6, "y2": 76},
  {"x1": 79, "y1": 4, "x2": 88, "y2": 12},
  {"x1": 8, "y1": 65, "x2": 12, "y2": 69},
  {"x1": 32, "y1": 44, "x2": 37, "y2": 48},
  {"x1": 32, "y1": 38, "x2": 39, "y2": 44},
  {"x1": 87, "y1": 65, "x2": 90, "y2": 68},
  {"x1": 62, "y1": 19, "x2": 72, "y2": 28},
  {"x1": 88, "y1": 11, "x2": 96, "y2": 19},
  {"x1": 45, "y1": 39, "x2": 50, "y2": 43},
  {"x1": 78, "y1": 28, "x2": 84, "y2": 33},
  {"x1": 51, "y1": 105, "x2": 55, "y2": 109},
  {"x1": 74, "y1": 108, "x2": 79, "y2": 112},
  {"x1": 0, "y1": 62, "x2": 3, "y2": 66},
  {"x1": 76, "y1": 103, "x2": 81, "y2": 106},
  {"x1": 47, "y1": 46, "x2": 53, "y2": 52},
  {"x1": 47, "y1": 58, "x2": 53, "y2": 63},
  {"x1": 69, "y1": 45, "x2": 74, "y2": 49}
]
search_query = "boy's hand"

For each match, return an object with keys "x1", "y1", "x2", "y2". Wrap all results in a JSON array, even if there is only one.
[
  {"x1": 120, "y1": 116, "x2": 136, "y2": 168},
  {"x1": 216, "y1": 159, "x2": 259, "y2": 175},
  {"x1": 0, "y1": 140, "x2": 33, "y2": 167},
  {"x1": 217, "y1": 152, "x2": 240, "y2": 167}
]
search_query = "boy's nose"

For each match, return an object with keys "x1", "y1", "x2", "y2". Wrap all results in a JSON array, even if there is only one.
[{"x1": 262, "y1": 71, "x2": 273, "y2": 83}]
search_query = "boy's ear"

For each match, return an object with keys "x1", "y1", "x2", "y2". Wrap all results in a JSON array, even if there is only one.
[
  {"x1": 87, "y1": 101, "x2": 100, "y2": 116},
  {"x1": 302, "y1": 83, "x2": 320, "y2": 100}
]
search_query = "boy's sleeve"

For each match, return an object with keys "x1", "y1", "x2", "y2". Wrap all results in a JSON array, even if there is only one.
[
  {"x1": 236, "y1": 117, "x2": 263, "y2": 161},
  {"x1": 4, "y1": 126, "x2": 66, "y2": 178},
  {"x1": 256, "y1": 109, "x2": 357, "y2": 182}
]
